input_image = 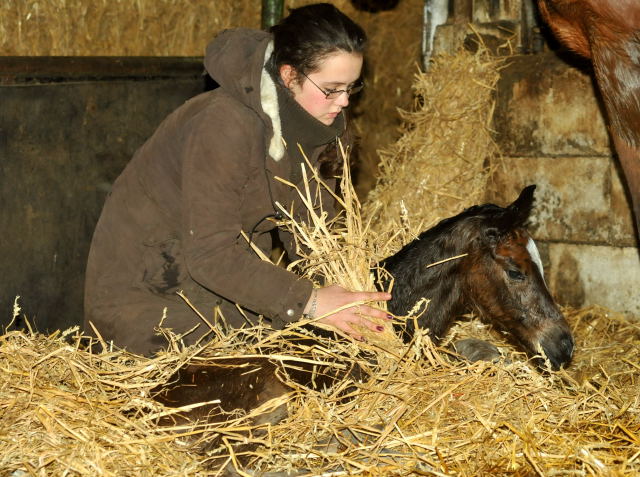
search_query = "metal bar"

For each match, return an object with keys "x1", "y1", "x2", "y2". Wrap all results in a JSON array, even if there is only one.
[
  {"x1": 422, "y1": 0, "x2": 431, "y2": 70},
  {"x1": 422, "y1": 0, "x2": 450, "y2": 71},
  {"x1": 262, "y1": 0, "x2": 284, "y2": 30},
  {"x1": 0, "y1": 57, "x2": 204, "y2": 85}
]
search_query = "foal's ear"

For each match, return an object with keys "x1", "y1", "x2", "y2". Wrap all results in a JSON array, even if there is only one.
[
  {"x1": 488, "y1": 185, "x2": 536, "y2": 235},
  {"x1": 482, "y1": 185, "x2": 536, "y2": 244},
  {"x1": 506, "y1": 185, "x2": 536, "y2": 228}
]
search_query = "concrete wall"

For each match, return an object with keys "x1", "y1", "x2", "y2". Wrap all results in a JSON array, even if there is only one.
[
  {"x1": 0, "y1": 58, "x2": 207, "y2": 332},
  {"x1": 489, "y1": 53, "x2": 639, "y2": 316}
]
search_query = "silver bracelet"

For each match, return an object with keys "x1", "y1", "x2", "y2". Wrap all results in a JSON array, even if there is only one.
[{"x1": 305, "y1": 288, "x2": 318, "y2": 319}]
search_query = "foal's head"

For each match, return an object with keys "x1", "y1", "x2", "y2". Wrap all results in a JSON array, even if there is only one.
[
  {"x1": 384, "y1": 185, "x2": 574, "y2": 370},
  {"x1": 460, "y1": 185, "x2": 574, "y2": 369}
]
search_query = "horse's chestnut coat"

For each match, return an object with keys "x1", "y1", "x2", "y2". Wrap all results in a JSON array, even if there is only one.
[{"x1": 538, "y1": 0, "x2": 640, "y2": 236}]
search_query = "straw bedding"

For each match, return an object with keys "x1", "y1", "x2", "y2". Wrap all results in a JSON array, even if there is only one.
[
  {"x1": 2, "y1": 304, "x2": 638, "y2": 475},
  {"x1": 0, "y1": 0, "x2": 259, "y2": 56}
]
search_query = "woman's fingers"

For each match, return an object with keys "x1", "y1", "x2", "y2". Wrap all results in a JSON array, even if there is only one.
[
  {"x1": 347, "y1": 304, "x2": 386, "y2": 326},
  {"x1": 321, "y1": 306, "x2": 389, "y2": 338},
  {"x1": 358, "y1": 304, "x2": 392, "y2": 320},
  {"x1": 350, "y1": 311, "x2": 386, "y2": 333},
  {"x1": 312, "y1": 285, "x2": 394, "y2": 341},
  {"x1": 338, "y1": 321, "x2": 364, "y2": 341},
  {"x1": 354, "y1": 290, "x2": 392, "y2": 303},
  {"x1": 317, "y1": 313, "x2": 363, "y2": 340}
]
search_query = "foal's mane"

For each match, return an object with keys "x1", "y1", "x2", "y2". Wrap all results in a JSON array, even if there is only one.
[
  {"x1": 384, "y1": 201, "x2": 517, "y2": 270},
  {"x1": 381, "y1": 186, "x2": 536, "y2": 340}
]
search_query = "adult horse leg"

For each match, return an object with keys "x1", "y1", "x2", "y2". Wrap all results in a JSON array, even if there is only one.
[
  {"x1": 591, "y1": 35, "x2": 640, "y2": 240},
  {"x1": 612, "y1": 132, "x2": 640, "y2": 240},
  {"x1": 537, "y1": 0, "x2": 640, "y2": 239}
]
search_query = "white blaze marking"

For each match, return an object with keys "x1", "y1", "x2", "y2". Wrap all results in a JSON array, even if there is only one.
[{"x1": 526, "y1": 238, "x2": 545, "y2": 283}]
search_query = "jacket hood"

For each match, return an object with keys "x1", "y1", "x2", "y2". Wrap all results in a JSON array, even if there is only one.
[{"x1": 204, "y1": 28, "x2": 285, "y2": 161}]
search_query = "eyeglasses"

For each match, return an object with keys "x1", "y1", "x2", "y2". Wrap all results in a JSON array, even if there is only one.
[{"x1": 301, "y1": 72, "x2": 364, "y2": 99}]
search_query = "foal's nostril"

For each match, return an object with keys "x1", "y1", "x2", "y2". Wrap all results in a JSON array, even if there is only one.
[
  {"x1": 561, "y1": 332, "x2": 575, "y2": 359},
  {"x1": 540, "y1": 330, "x2": 574, "y2": 370}
]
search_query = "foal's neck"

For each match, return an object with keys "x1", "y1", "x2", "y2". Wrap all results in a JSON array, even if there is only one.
[{"x1": 386, "y1": 231, "x2": 469, "y2": 341}]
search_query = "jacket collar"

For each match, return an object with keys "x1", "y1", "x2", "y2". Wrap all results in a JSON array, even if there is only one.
[
  {"x1": 260, "y1": 41, "x2": 285, "y2": 162},
  {"x1": 260, "y1": 41, "x2": 345, "y2": 163}
]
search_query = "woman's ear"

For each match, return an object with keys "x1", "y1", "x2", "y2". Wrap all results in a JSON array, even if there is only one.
[{"x1": 279, "y1": 64, "x2": 296, "y2": 89}]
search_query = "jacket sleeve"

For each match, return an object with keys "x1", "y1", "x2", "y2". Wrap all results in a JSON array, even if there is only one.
[{"x1": 180, "y1": 103, "x2": 312, "y2": 328}]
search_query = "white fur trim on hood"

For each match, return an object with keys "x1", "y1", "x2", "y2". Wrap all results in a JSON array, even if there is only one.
[{"x1": 260, "y1": 40, "x2": 284, "y2": 162}]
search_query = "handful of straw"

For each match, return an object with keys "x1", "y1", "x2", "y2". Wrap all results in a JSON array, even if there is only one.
[{"x1": 272, "y1": 143, "x2": 407, "y2": 354}]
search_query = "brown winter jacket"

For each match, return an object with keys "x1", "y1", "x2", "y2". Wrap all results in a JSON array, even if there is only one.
[{"x1": 84, "y1": 29, "x2": 348, "y2": 356}]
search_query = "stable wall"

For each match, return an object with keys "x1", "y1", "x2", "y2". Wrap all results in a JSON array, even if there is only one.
[
  {"x1": 0, "y1": 58, "x2": 206, "y2": 332},
  {"x1": 489, "y1": 53, "x2": 640, "y2": 316}
]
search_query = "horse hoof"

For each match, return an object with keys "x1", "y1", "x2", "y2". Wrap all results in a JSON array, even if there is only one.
[{"x1": 453, "y1": 338, "x2": 502, "y2": 363}]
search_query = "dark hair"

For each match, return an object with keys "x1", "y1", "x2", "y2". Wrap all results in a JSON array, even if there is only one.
[
  {"x1": 267, "y1": 3, "x2": 367, "y2": 80},
  {"x1": 267, "y1": 4, "x2": 366, "y2": 179}
]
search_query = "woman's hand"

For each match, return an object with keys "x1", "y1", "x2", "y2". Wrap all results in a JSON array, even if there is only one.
[{"x1": 304, "y1": 284, "x2": 392, "y2": 341}]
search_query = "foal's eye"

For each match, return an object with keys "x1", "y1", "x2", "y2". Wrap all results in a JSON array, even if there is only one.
[{"x1": 507, "y1": 269, "x2": 526, "y2": 281}]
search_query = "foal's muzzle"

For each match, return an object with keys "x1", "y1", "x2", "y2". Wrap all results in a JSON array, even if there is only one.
[{"x1": 539, "y1": 328, "x2": 574, "y2": 370}]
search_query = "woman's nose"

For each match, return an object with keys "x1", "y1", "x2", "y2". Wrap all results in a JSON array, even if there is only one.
[{"x1": 334, "y1": 91, "x2": 350, "y2": 107}]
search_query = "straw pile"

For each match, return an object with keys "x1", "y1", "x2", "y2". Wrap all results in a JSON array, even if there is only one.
[
  {"x1": 2, "y1": 302, "x2": 639, "y2": 475},
  {"x1": 363, "y1": 47, "x2": 503, "y2": 247},
  {"x1": 270, "y1": 146, "x2": 403, "y2": 352},
  {"x1": 0, "y1": 0, "x2": 259, "y2": 56},
  {"x1": 259, "y1": 306, "x2": 640, "y2": 476}
]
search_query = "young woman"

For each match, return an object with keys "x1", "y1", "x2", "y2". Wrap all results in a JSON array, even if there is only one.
[{"x1": 84, "y1": 3, "x2": 391, "y2": 356}]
